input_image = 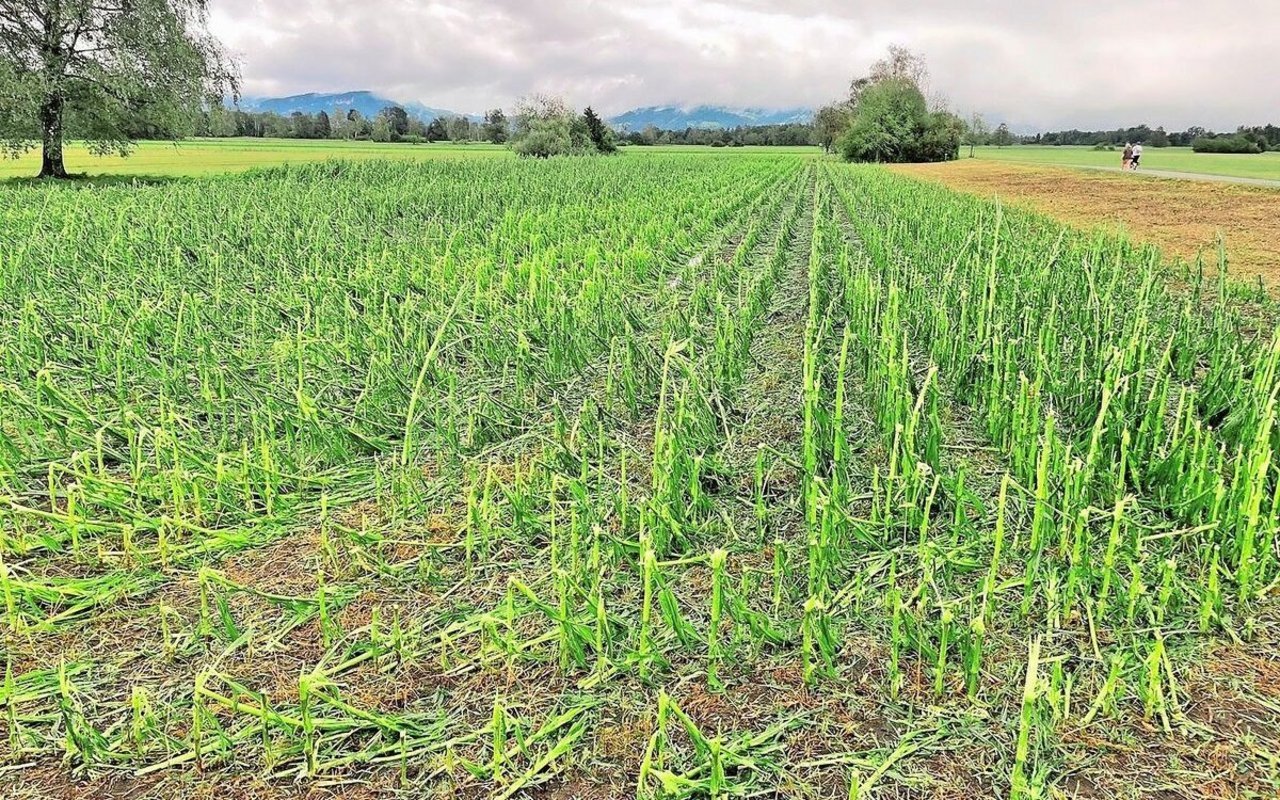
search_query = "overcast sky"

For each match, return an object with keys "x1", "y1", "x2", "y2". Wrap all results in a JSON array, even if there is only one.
[{"x1": 209, "y1": 0, "x2": 1280, "y2": 130}]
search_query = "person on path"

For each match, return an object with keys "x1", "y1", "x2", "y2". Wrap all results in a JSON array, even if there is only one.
[
  {"x1": 1122, "y1": 142, "x2": 1133, "y2": 171},
  {"x1": 1131, "y1": 142, "x2": 1143, "y2": 170}
]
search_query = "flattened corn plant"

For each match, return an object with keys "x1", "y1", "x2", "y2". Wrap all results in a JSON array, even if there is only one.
[{"x1": 1, "y1": 153, "x2": 1278, "y2": 798}]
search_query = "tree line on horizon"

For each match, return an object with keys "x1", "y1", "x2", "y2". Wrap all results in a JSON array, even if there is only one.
[
  {"x1": 188, "y1": 104, "x2": 1280, "y2": 156},
  {"x1": 1020, "y1": 124, "x2": 1280, "y2": 154},
  {"x1": 189, "y1": 105, "x2": 507, "y2": 144},
  {"x1": 189, "y1": 88, "x2": 1280, "y2": 158},
  {"x1": 191, "y1": 105, "x2": 819, "y2": 149}
]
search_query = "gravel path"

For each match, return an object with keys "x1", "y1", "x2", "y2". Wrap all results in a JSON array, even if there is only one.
[{"x1": 1070, "y1": 163, "x2": 1280, "y2": 188}]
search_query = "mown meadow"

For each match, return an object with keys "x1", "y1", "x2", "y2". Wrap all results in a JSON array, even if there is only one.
[
  {"x1": 1, "y1": 152, "x2": 1278, "y2": 798},
  {"x1": 974, "y1": 145, "x2": 1280, "y2": 182}
]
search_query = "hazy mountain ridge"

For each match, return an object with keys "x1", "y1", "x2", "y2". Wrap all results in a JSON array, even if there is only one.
[{"x1": 234, "y1": 91, "x2": 478, "y2": 122}]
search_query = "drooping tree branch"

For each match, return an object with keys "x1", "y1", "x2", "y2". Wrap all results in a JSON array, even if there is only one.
[{"x1": 0, "y1": 0, "x2": 237, "y2": 176}]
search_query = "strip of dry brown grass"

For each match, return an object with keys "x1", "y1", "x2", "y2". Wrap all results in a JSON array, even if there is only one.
[{"x1": 890, "y1": 161, "x2": 1280, "y2": 286}]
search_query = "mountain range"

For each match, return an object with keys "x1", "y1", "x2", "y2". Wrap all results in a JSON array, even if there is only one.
[
  {"x1": 233, "y1": 92, "x2": 814, "y2": 130},
  {"x1": 234, "y1": 92, "x2": 481, "y2": 123}
]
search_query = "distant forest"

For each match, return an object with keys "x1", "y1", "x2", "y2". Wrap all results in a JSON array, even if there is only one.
[
  {"x1": 187, "y1": 106, "x2": 1280, "y2": 153},
  {"x1": 1023, "y1": 124, "x2": 1280, "y2": 151},
  {"x1": 190, "y1": 106, "x2": 818, "y2": 147},
  {"x1": 190, "y1": 106, "x2": 486, "y2": 144}
]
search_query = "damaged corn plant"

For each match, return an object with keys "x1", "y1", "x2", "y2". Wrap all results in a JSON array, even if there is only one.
[{"x1": 1, "y1": 152, "x2": 1278, "y2": 799}]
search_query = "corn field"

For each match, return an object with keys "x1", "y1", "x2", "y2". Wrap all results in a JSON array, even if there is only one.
[{"x1": 1, "y1": 154, "x2": 1278, "y2": 798}]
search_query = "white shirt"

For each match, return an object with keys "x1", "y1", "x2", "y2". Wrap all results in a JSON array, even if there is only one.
[{"x1": 1132, "y1": 144, "x2": 1143, "y2": 156}]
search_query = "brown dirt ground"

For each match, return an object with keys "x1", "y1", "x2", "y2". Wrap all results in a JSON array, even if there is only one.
[{"x1": 889, "y1": 161, "x2": 1280, "y2": 287}]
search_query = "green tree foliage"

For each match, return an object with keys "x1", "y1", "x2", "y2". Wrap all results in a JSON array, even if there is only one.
[
  {"x1": 838, "y1": 78, "x2": 960, "y2": 163},
  {"x1": 813, "y1": 104, "x2": 851, "y2": 154},
  {"x1": 569, "y1": 114, "x2": 592, "y2": 151},
  {"x1": 510, "y1": 94, "x2": 591, "y2": 158},
  {"x1": 0, "y1": 0, "x2": 236, "y2": 178},
  {"x1": 1238, "y1": 130, "x2": 1270, "y2": 152},
  {"x1": 1237, "y1": 125, "x2": 1280, "y2": 150},
  {"x1": 1030, "y1": 124, "x2": 1280, "y2": 149},
  {"x1": 1192, "y1": 135, "x2": 1263, "y2": 154},
  {"x1": 582, "y1": 106, "x2": 616, "y2": 154},
  {"x1": 379, "y1": 106, "x2": 410, "y2": 139},
  {"x1": 920, "y1": 111, "x2": 965, "y2": 161},
  {"x1": 833, "y1": 46, "x2": 961, "y2": 164},
  {"x1": 964, "y1": 112, "x2": 989, "y2": 157},
  {"x1": 217, "y1": 105, "x2": 470, "y2": 143},
  {"x1": 848, "y1": 44, "x2": 929, "y2": 111},
  {"x1": 195, "y1": 104, "x2": 236, "y2": 137},
  {"x1": 506, "y1": 95, "x2": 633, "y2": 157},
  {"x1": 991, "y1": 123, "x2": 1015, "y2": 148},
  {"x1": 289, "y1": 111, "x2": 313, "y2": 139},
  {"x1": 404, "y1": 118, "x2": 427, "y2": 140},
  {"x1": 445, "y1": 116, "x2": 472, "y2": 142},
  {"x1": 619, "y1": 122, "x2": 814, "y2": 147},
  {"x1": 345, "y1": 109, "x2": 373, "y2": 140},
  {"x1": 515, "y1": 116, "x2": 572, "y2": 157},
  {"x1": 483, "y1": 108, "x2": 508, "y2": 144}
]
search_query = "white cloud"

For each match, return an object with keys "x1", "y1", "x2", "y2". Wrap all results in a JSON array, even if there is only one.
[{"x1": 208, "y1": 0, "x2": 1280, "y2": 129}]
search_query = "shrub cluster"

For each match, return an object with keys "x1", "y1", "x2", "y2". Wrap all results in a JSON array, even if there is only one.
[
  {"x1": 1192, "y1": 136, "x2": 1263, "y2": 154},
  {"x1": 837, "y1": 78, "x2": 961, "y2": 164},
  {"x1": 509, "y1": 97, "x2": 617, "y2": 158}
]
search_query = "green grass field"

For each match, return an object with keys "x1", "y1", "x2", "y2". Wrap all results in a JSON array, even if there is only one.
[
  {"x1": 0, "y1": 138, "x2": 513, "y2": 179},
  {"x1": 2, "y1": 150, "x2": 1279, "y2": 798},
  {"x1": 974, "y1": 144, "x2": 1280, "y2": 181}
]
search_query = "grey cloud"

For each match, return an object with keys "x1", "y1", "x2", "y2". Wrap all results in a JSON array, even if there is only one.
[{"x1": 209, "y1": 0, "x2": 1280, "y2": 129}]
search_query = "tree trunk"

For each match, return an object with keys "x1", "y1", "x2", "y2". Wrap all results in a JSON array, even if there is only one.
[{"x1": 39, "y1": 95, "x2": 69, "y2": 179}]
